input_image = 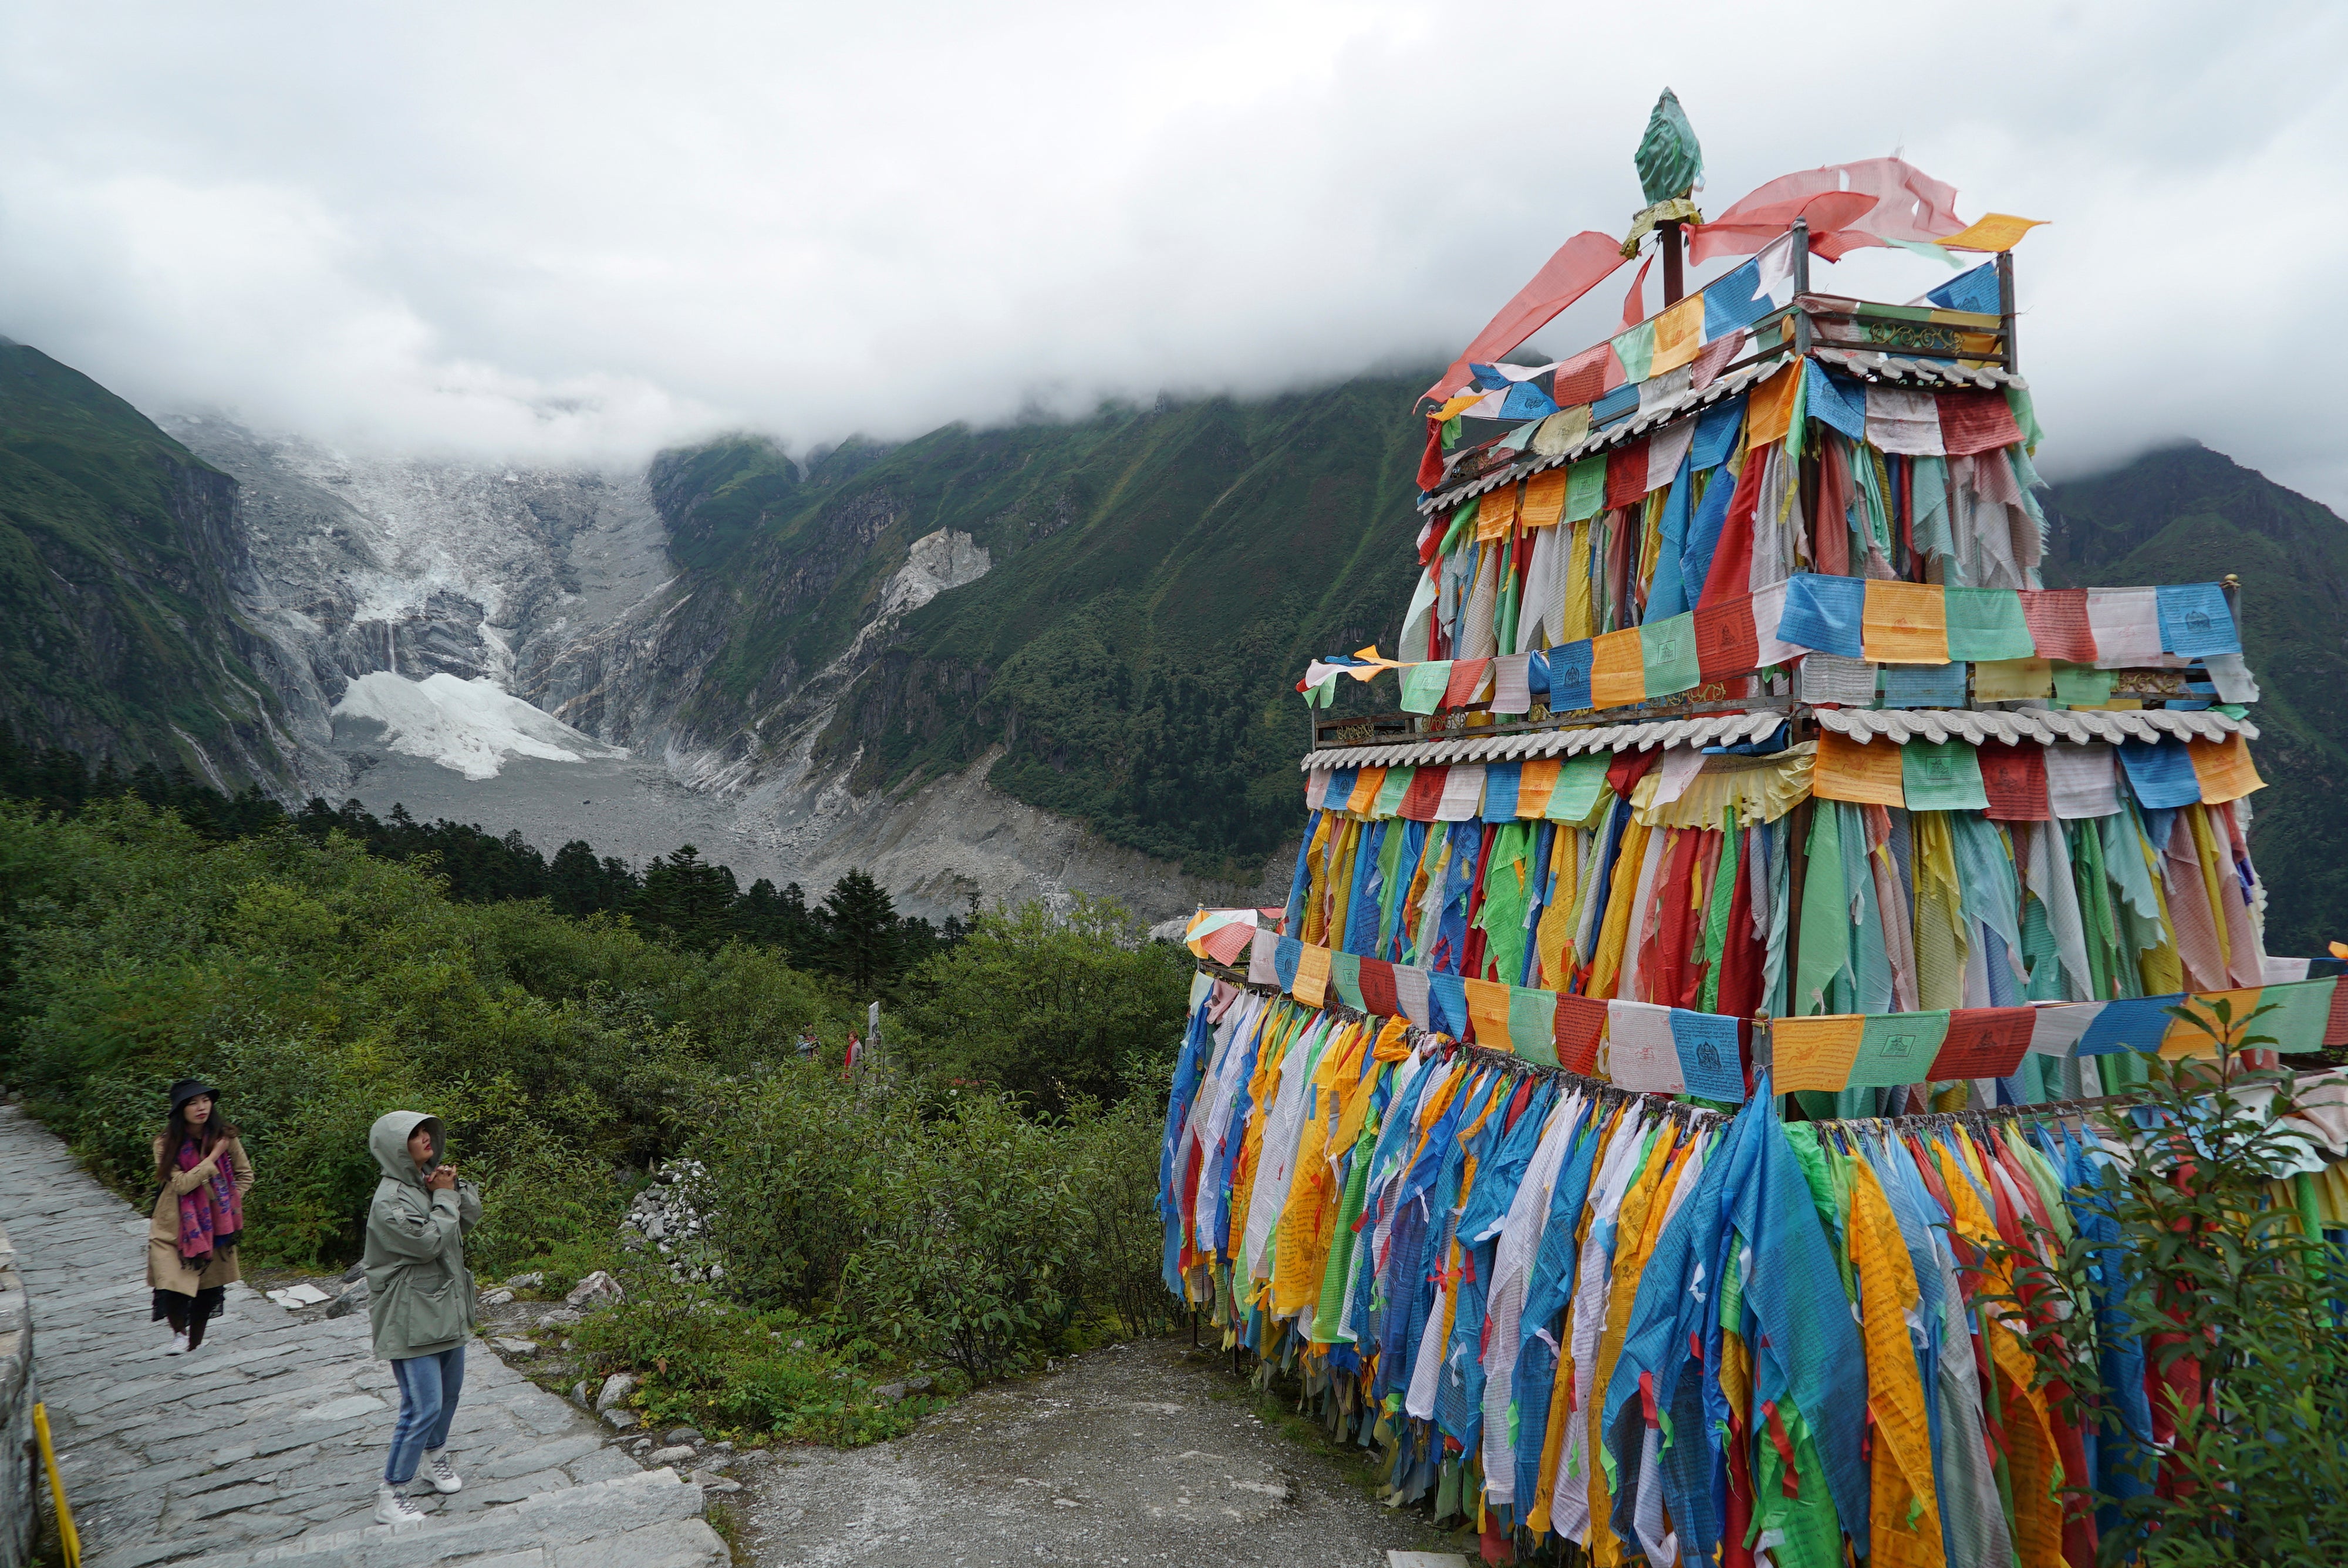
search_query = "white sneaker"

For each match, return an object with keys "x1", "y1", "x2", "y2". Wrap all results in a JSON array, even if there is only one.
[
  {"x1": 374, "y1": 1483, "x2": 427, "y2": 1529},
  {"x1": 165, "y1": 1330, "x2": 189, "y2": 1356},
  {"x1": 423, "y1": 1448, "x2": 462, "y2": 1494}
]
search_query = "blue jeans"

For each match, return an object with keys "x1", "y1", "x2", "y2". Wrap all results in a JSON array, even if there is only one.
[{"x1": 384, "y1": 1344, "x2": 465, "y2": 1485}]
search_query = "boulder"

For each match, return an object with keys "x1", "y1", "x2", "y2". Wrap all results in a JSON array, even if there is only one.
[
  {"x1": 645, "y1": 1445, "x2": 696, "y2": 1467},
  {"x1": 490, "y1": 1336, "x2": 538, "y2": 1357},
  {"x1": 340, "y1": 1260, "x2": 366, "y2": 1283},
  {"x1": 595, "y1": 1372, "x2": 638, "y2": 1411},
  {"x1": 503, "y1": 1270, "x2": 546, "y2": 1290},
  {"x1": 663, "y1": 1427, "x2": 704, "y2": 1446},
  {"x1": 325, "y1": 1278, "x2": 370, "y2": 1319},
  {"x1": 477, "y1": 1287, "x2": 515, "y2": 1307},
  {"x1": 566, "y1": 1270, "x2": 623, "y2": 1312},
  {"x1": 601, "y1": 1409, "x2": 639, "y2": 1431}
]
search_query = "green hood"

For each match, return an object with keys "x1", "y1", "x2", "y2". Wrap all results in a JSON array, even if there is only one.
[{"x1": 367, "y1": 1110, "x2": 443, "y2": 1189}]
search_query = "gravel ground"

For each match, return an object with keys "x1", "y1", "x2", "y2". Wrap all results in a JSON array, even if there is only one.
[{"x1": 737, "y1": 1335, "x2": 1466, "y2": 1568}]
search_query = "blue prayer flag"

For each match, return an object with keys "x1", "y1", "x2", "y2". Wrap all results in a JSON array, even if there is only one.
[
  {"x1": 2118, "y1": 738, "x2": 2202, "y2": 809},
  {"x1": 1273, "y1": 936, "x2": 1303, "y2": 994},
  {"x1": 1880, "y1": 664, "x2": 1968, "y2": 708},
  {"x1": 1483, "y1": 761, "x2": 1522, "y2": 822},
  {"x1": 1499, "y1": 380, "x2": 1560, "y2": 421},
  {"x1": 2155, "y1": 583, "x2": 2240, "y2": 658},
  {"x1": 1549, "y1": 640, "x2": 1594, "y2": 711},
  {"x1": 1671, "y1": 1010, "x2": 1747, "y2": 1102},
  {"x1": 2076, "y1": 995, "x2": 2181, "y2": 1056},
  {"x1": 1802, "y1": 360, "x2": 1866, "y2": 441},
  {"x1": 1776, "y1": 573, "x2": 1867, "y2": 658},
  {"x1": 1702, "y1": 256, "x2": 1771, "y2": 340},
  {"x1": 1427, "y1": 971, "x2": 1470, "y2": 1038},
  {"x1": 1691, "y1": 396, "x2": 1746, "y2": 471},
  {"x1": 1591, "y1": 384, "x2": 1638, "y2": 425},
  {"x1": 1526, "y1": 649, "x2": 1551, "y2": 699},
  {"x1": 1324, "y1": 767, "x2": 1357, "y2": 806},
  {"x1": 1926, "y1": 262, "x2": 2000, "y2": 316}
]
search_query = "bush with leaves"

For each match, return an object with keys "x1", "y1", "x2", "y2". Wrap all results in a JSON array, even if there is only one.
[{"x1": 1979, "y1": 997, "x2": 2348, "y2": 1567}]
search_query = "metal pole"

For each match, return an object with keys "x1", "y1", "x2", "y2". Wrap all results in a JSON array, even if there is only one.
[
  {"x1": 2222, "y1": 572, "x2": 2244, "y2": 650},
  {"x1": 1996, "y1": 249, "x2": 2018, "y2": 373},
  {"x1": 1660, "y1": 219, "x2": 1684, "y2": 306}
]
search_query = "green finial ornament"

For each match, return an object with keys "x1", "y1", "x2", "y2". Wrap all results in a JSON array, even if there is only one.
[{"x1": 1635, "y1": 88, "x2": 1703, "y2": 206}]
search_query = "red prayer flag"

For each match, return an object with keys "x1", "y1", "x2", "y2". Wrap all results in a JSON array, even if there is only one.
[
  {"x1": 1418, "y1": 419, "x2": 1446, "y2": 491},
  {"x1": 1421, "y1": 231, "x2": 1630, "y2": 405},
  {"x1": 1605, "y1": 441, "x2": 1650, "y2": 512},
  {"x1": 2326, "y1": 976, "x2": 2348, "y2": 1048},
  {"x1": 1620, "y1": 254, "x2": 1654, "y2": 330},
  {"x1": 1442, "y1": 657, "x2": 1491, "y2": 709},
  {"x1": 1400, "y1": 766, "x2": 1449, "y2": 822},
  {"x1": 1358, "y1": 957, "x2": 1399, "y2": 1019},
  {"x1": 2018, "y1": 589, "x2": 2096, "y2": 663},
  {"x1": 1696, "y1": 596, "x2": 1761, "y2": 681},
  {"x1": 1978, "y1": 741, "x2": 2052, "y2": 821},
  {"x1": 1552, "y1": 343, "x2": 1614, "y2": 409},
  {"x1": 1698, "y1": 444, "x2": 1766, "y2": 607},
  {"x1": 1928, "y1": 1006, "x2": 2036, "y2": 1081},
  {"x1": 1935, "y1": 389, "x2": 2024, "y2": 457},
  {"x1": 1689, "y1": 329, "x2": 1745, "y2": 391},
  {"x1": 1554, "y1": 993, "x2": 1607, "y2": 1076},
  {"x1": 1606, "y1": 749, "x2": 1662, "y2": 797}
]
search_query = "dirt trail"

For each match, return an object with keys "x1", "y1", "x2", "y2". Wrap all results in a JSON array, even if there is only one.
[{"x1": 738, "y1": 1336, "x2": 1463, "y2": 1567}]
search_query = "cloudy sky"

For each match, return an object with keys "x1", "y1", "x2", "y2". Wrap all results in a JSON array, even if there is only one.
[{"x1": 4, "y1": 2, "x2": 2344, "y2": 505}]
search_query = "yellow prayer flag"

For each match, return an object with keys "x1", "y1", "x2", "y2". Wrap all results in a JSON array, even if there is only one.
[
  {"x1": 1517, "y1": 756, "x2": 1561, "y2": 819},
  {"x1": 1814, "y1": 730, "x2": 1906, "y2": 807},
  {"x1": 1937, "y1": 214, "x2": 2046, "y2": 253},
  {"x1": 2163, "y1": 988, "x2": 2262, "y2": 1059},
  {"x1": 1861, "y1": 580, "x2": 1950, "y2": 664},
  {"x1": 1521, "y1": 467, "x2": 1568, "y2": 530},
  {"x1": 1650, "y1": 295, "x2": 1705, "y2": 375},
  {"x1": 1590, "y1": 628, "x2": 1646, "y2": 709},
  {"x1": 1293, "y1": 941, "x2": 1332, "y2": 1009},
  {"x1": 2188, "y1": 734, "x2": 2265, "y2": 804},
  {"x1": 1772, "y1": 1014, "x2": 1867, "y2": 1094},
  {"x1": 1745, "y1": 362, "x2": 1799, "y2": 447},
  {"x1": 1477, "y1": 483, "x2": 1521, "y2": 542},
  {"x1": 1971, "y1": 658, "x2": 2054, "y2": 701},
  {"x1": 1436, "y1": 392, "x2": 1483, "y2": 420},
  {"x1": 1464, "y1": 976, "x2": 1514, "y2": 1050},
  {"x1": 1344, "y1": 768, "x2": 1384, "y2": 815}
]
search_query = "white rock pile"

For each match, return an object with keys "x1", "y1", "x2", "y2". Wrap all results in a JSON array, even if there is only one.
[{"x1": 619, "y1": 1158, "x2": 726, "y2": 1284}]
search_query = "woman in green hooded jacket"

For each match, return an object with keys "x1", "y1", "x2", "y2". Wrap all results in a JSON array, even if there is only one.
[{"x1": 363, "y1": 1110, "x2": 481, "y2": 1529}]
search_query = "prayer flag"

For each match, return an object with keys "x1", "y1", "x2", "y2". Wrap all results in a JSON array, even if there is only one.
[
  {"x1": 1401, "y1": 660, "x2": 1452, "y2": 715},
  {"x1": 1482, "y1": 761, "x2": 1522, "y2": 822},
  {"x1": 1613, "y1": 320, "x2": 1657, "y2": 384},
  {"x1": 1797, "y1": 653, "x2": 1880, "y2": 707},
  {"x1": 1652, "y1": 295, "x2": 1705, "y2": 374},
  {"x1": 1510, "y1": 986, "x2": 1560, "y2": 1066},
  {"x1": 1927, "y1": 1007, "x2": 2035, "y2": 1079},
  {"x1": 2052, "y1": 663, "x2": 2114, "y2": 708},
  {"x1": 2074, "y1": 995, "x2": 2182, "y2": 1056},
  {"x1": 1777, "y1": 573, "x2": 1868, "y2": 658},
  {"x1": 1934, "y1": 389, "x2": 2023, "y2": 456},
  {"x1": 1803, "y1": 361, "x2": 1867, "y2": 441},
  {"x1": 1393, "y1": 963, "x2": 1432, "y2": 1029},
  {"x1": 1344, "y1": 768, "x2": 1384, "y2": 815},
  {"x1": 1428, "y1": 971, "x2": 1470, "y2": 1038},
  {"x1": 1696, "y1": 594, "x2": 1760, "y2": 680},
  {"x1": 1752, "y1": 579, "x2": 1804, "y2": 665},
  {"x1": 1465, "y1": 976, "x2": 1514, "y2": 1049},
  {"x1": 2156, "y1": 583, "x2": 2240, "y2": 658},
  {"x1": 1692, "y1": 395, "x2": 1746, "y2": 469},
  {"x1": 1359, "y1": 957, "x2": 1399, "y2": 1018},
  {"x1": 1477, "y1": 484, "x2": 1520, "y2": 541},
  {"x1": 2248, "y1": 977, "x2": 2342, "y2": 1053},
  {"x1": 1863, "y1": 384, "x2": 1943, "y2": 456},
  {"x1": 1328, "y1": 948, "x2": 1364, "y2": 1011},
  {"x1": 1591, "y1": 628, "x2": 1646, "y2": 708},
  {"x1": 2117, "y1": 738, "x2": 2201, "y2": 810},
  {"x1": 1521, "y1": 467, "x2": 1568, "y2": 529},
  {"x1": 1640, "y1": 611, "x2": 1700, "y2": 697},
  {"x1": 2046, "y1": 743, "x2": 2120, "y2": 819},
  {"x1": 1442, "y1": 657, "x2": 1492, "y2": 709},
  {"x1": 1971, "y1": 658, "x2": 2053, "y2": 702},
  {"x1": 1554, "y1": 993, "x2": 1607, "y2": 1074},
  {"x1": 1516, "y1": 758, "x2": 1559, "y2": 819},
  {"x1": 1549, "y1": 639, "x2": 1594, "y2": 711},
  {"x1": 1702, "y1": 256, "x2": 1771, "y2": 340},
  {"x1": 1274, "y1": 936, "x2": 1303, "y2": 995},
  {"x1": 2026, "y1": 1002, "x2": 2104, "y2": 1057},
  {"x1": 2187, "y1": 734, "x2": 2264, "y2": 803},
  {"x1": 1304, "y1": 769, "x2": 1333, "y2": 811},
  {"x1": 1772, "y1": 1014, "x2": 1867, "y2": 1094},
  {"x1": 1546, "y1": 752, "x2": 1615, "y2": 824},
  {"x1": 1936, "y1": 213, "x2": 2046, "y2": 252},
  {"x1": 1435, "y1": 764, "x2": 1486, "y2": 822},
  {"x1": 1815, "y1": 731, "x2": 1906, "y2": 806},
  {"x1": 1746, "y1": 364, "x2": 1800, "y2": 447},
  {"x1": 1901, "y1": 739, "x2": 1989, "y2": 811},
  {"x1": 2087, "y1": 587, "x2": 2165, "y2": 669},
  {"x1": 1671, "y1": 1009, "x2": 1746, "y2": 1101},
  {"x1": 1606, "y1": 442, "x2": 1650, "y2": 512},
  {"x1": 1605, "y1": 1000, "x2": 1686, "y2": 1093},
  {"x1": 1978, "y1": 741, "x2": 2052, "y2": 820},
  {"x1": 1249, "y1": 927, "x2": 1280, "y2": 988},
  {"x1": 1943, "y1": 587, "x2": 2035, "y2": 661},
  {"x1": 2018, "y1": 589, "x2": 2097, "y2": 663},
  {"x1": 1850, "y1": 1011, "x2": 1951, "y2": 1087},
  {"x1": 1861, "y1": 580, "x2": 1950, "y2": 664},
  {"x1": 1399, "y1": 766, "x2": 1448, "y2": 822},
  {"x1": 1374, "y1": 766, "x2": 1414, "y2": 819},
  {"x1": 1566, "y1": 457, "x2": 1607, "y2": 522},
  {"x1": 1880, "y1": 663, "x2": 1968, "y2": 708},
  {"x1": 1492, "y1": 653, "x2": 1534, "y2": 715}
]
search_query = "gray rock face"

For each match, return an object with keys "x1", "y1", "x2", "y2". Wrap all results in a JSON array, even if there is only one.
[
  {"x1": 323, "y1": 1276, "x2": 369, "y2": 1318},
  {"x1": 566, "y1": 1271, "x2": 624, "y2": 1311},
  {"x1": 595, "y1": 1373, "x2": 638, "y2": 1412}
]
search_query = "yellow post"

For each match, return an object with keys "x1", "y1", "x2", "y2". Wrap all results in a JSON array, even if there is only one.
[{"x1": 33, "y1": 1401, "x2": 81, "y2": 1568}]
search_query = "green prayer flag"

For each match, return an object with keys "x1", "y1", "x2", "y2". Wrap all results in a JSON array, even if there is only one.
[
  {"x1": 1545, "y1": 752, "x2": 1615, "y2": 825},
  {"x1": 2240, "y1": 978, "x2": 2336, "y2": 1054},
  {"x1": 1401, "y1": 660, "x2": 1452, "y2": 715},
  {"x1": 1639, "y1": 611, "x2": 1700, "y2": 697},
  {"x1": 1794, "y1": 804, "x2": 1850, "y2": 1015},
  {"x1": 1566, "y1": 457, "x2": 1607, "y2": 523},
  {"x1": 1329, "y1": 949, "x2": 1365, "y2": 1012},
  {"x1": 1848, "y1": 1011, "x2": 1950, "y2": 1088},
  {"x1": 2053, "y1": 663, "x2": 2115, "y2": 708},
  {"x1": 1614, "y1": 320, "x2": 1656, "y2": 384},
  {"x1": 1441, "y1": 499, "x2": 1480, "y2": 553},
  {"x1": 1943, "y1": 587, "x2": 2036, "y2": 662},
  {"x1": 1509, "y1": 985, "x2": 1559, "y2": 1066},
  {"x1": 1698, "y1": 807, "x2": 1742, "y2": 1013},
  {"x1": 1901, "y1": 739, "x2": 1989, "y2": 812},
  {"x1": 1373, "y1": 766, "x2": 1413, "y2": 820}
]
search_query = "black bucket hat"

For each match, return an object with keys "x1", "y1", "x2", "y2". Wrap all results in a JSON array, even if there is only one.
[{"x1": 169, "y1": 1078, "x2": 219, "y2": 1114}]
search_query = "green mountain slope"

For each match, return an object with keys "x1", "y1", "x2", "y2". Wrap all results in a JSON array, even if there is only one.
[
  {"x1": 0, "y1": 339, "x2": 286, "y2": 783},
  {"x1": 2041, "y1": 442, "x2": 2348, "y2": 956}
]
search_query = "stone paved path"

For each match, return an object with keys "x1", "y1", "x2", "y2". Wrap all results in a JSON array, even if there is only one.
[{"x1": 1, "y1": 1105, "x2": 727, "y2": 1568}]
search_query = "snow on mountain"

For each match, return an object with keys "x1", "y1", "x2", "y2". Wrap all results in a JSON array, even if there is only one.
[{"x1": 332, "y1": 671, "x2": 626, "y2": 780}]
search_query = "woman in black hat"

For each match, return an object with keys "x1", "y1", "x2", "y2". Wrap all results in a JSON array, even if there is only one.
[{"x1": 148, "y1": 1079, "x2": 254, "y2": 1354}]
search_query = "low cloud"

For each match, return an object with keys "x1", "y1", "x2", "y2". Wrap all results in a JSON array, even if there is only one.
[{"x1": 3, "y1": 1, "x2": 2343, "y2": 504}]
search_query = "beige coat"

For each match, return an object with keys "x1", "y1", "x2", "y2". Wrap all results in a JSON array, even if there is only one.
[{"x1": 147, "y1": 1134, "x2": 255, "y2": 1296}]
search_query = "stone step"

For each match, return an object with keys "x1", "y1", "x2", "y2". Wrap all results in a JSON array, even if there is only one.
[{"x1": 93, "y1": 1467, "x2": 727, "y2": 1568}]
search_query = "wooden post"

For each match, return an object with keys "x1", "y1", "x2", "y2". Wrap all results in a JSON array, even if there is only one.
[
  {"x1": 2222, "y1": 572, "x2": 2243, "y2": 645},
  {"x1": 1996, "y1": 249, "x2": 2018, "y2": 373},
  {"x1": 1790, "y1": 218, "x2": 1813, "y2": 357},
  {"x1": 1661, "y1": 219, "x2": 1685, "y2": 306}
]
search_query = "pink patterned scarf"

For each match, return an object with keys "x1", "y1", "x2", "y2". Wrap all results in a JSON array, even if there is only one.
[{"x1": 175, "y1": 1137, "x2": 242, "y2": 1263}]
